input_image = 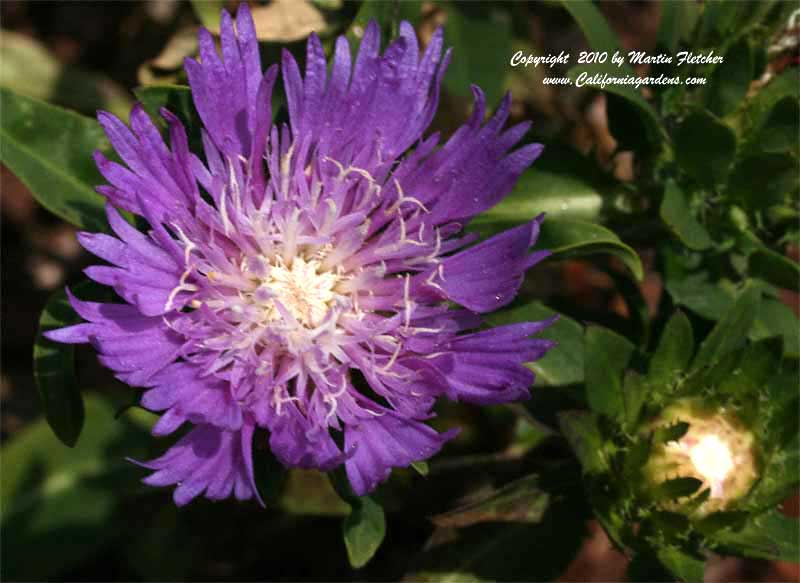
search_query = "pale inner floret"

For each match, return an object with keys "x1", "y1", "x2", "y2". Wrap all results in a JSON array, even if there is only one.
[
  {"x1": 685, "y1": 434, "x2": 735, "y2": 498},
  {"x1": 257, "y1": 255, "x2": 340, "y2": 327},
  {"x1": 665, "y1": 432, "x2": 737, "y2": 499}
]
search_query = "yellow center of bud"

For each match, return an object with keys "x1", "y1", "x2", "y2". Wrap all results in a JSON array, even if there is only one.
[{"x1": 645, "y1": 400, "x2": 759, "y2": 514}]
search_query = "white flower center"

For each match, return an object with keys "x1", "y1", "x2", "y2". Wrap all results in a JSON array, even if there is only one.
[
  {"x1": 258, "y1": 256, "x2": 340, "y2": 327},
  {"x1": 686, "y1": 434, "x2": 735, "y2": 497}
]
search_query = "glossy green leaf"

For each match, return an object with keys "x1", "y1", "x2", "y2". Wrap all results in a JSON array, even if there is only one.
[
  {"x1": 705, "y1": 38, "x2": 753, "y2": 117},
  {"x1": 584, "y1": 326, "x2": 635, "y2": 419},
  {"x1": 441, "y1": 2, "x2": 511, "y2": 105},
  {"x1": 558, "y1": 411, "x2": 608, "y2": 474},
  {"x1": 710, "y1": 510, "x2": 800, "y2": 562},
  {"x1": 752, "y1": 96, "x2": 800, "y2": 154},
  {"x1": 660, "y1": 180, "x2": 713, "y2": 251},
  {"x1": 649, "y1": 310, "x2": 695, "y2": 389},
  {"x1": 470, "y1": 169, "x2": 604, "y2": 234},
  {"x1": 691, "y1": 283, "x2": 761, "y2": 371},
  {"x1": 33, "y1": 286, "x2": 86, "y2": 447},
  {"x1": 657, "y1": 546, "x2": 705, "y2": 583},
  {"x1": 431, "y1": 474, "x2": 549, "y2": 528},
  {"x1": 343, "y1": 496, "x2": 386, "y2": 569},
  {"x1": 0, "y1": 87, "x2": 110, "y2": 231},
  {"x1": 748, "y1": 246, "x2": 800, "y2": 291},
  {"x1": 485, "y1": 302, "x2": 583, "y2": 386},
  {"x1": 538, "y1": 218, "x2": 643, "y2": 280},
  {"x1": 652, "y1": 477, "x2": 703, "y2": 501},
  {"x1": 673, "y1": 110, "x2": 736, "y2": 186}
]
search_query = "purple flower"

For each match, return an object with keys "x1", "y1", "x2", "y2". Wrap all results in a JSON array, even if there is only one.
[{"x1": 47, "y1": 5, "x2": 556, "y2": 505}]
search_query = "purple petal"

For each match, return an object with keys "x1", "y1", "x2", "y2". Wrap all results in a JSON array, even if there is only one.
[{"x1": 344, "y1": 412, "x2": 458, "y2": 495}]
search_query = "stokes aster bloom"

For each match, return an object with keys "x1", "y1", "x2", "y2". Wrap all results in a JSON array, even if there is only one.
[{"x1": 47, "y1": 5, "x2": 556, "y2": 505}]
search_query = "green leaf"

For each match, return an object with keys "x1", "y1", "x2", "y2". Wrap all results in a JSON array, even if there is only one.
[
  {"x1": 727, "y1": 153, "x2": 798, "y2": 211},
  {"x1": 710, "y1": 510, "x2": 800, "y2": 562},
  {"x1": 746, "y1": 389, "x2": 799, "y2": 509},
  {"x1": 660, "y1": 180, "x2": 713, "y2": 251},
  {"x1": 657, "y1": 1, "x2": 698, "y2": 52},
  {"x1": 0, "y1": 31, "x2": 132, "y2": 118},
  {"x1": 431, "y1": 474, "x2": 549, "y2": 528},
  {"x1": 470, "y1": 169, "x2": 604, "y2": 233},
  {"x1": 668, "y1": 277, "x2": 798, "y2": 358},
  {"x1": 584, "y1": 326, "x2": 635, "y2": 419},
  {"x1": 696, "y1": 1, "x2": 748, "y2": 45},
  {"x1": 0, "y1": 87, "x2": 111, "y2": 231},
  {"x1": 328, "y1": 468, "x2": 387, "y2": 568},
  {"x1": 748, "y1": 246, "x2": 800, "y2": 291},
  {"x1": 657, "y1": 546, "x2": 705, "y2": 583},
  {"x1": 652, "y1": 477, "x2": 703, "y2": 501},
  {"x1": 485, "y1": 302, "x2": 583, "y2": 386},
  {"x1": 705, "y1": 38, "x2": 753, "y2": 117},
  {"x1": 560, "y1": 0, "x2": 622, "y2": 54},
  {"x1": 751, "y1": 96, "x2": 800, "y2": 154},
  {"x1": 695, "y1": 510, "x2": 749, "y2": 534},
  {"x1": 1, "y1": 396, "x2": 150, "y2": 580},
  {"x1": 343, "y1": 496, "x2": 386, "y2": 569},
  {"x1": 190, "y1": 0, "x2": 224, "y2": 28},
  {"x1": 649, "y1": 310, "x2": 695, "y2": 389},
  {"x1": 441, "y1": 2, "x2": 511, "y2": 105},
  {"x1": 558, "y1": 411, "x2": 608, "y2": 474},
  {"x1": 691, "y1": 283, "x2": 761, "y2": 371},
  {"x1": 751, "y1": 299, "x2": 800, "y2": 357},
  {"x1": 279, "y1": 470, "x2": 351, "y2": 516},
  {"x1": 411, "y1": 461, "x2": 429, "y2": 476},
  {"x1": 665, "y1": 274, "x2": 735, "y2": 321},
  {"x1": 621, "y1": 371, "x2": 648, "y2": 430},
  {"x1": 718, "y1": 338, "x2": 780, "y2": 399},
  {"x1": 673, "y1": 110, "x2": 736, "y2": 186},
  {"x1": 33, "y1": 285, "x2": 88, "y2": 447},
  {"x1": 538, "y1": 218, "x2": 644, "y2": 280}
]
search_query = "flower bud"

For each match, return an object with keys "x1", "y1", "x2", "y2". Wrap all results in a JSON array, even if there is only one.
[{"x1": 645, "y1": 399, "x2": 759, "y2": 514}]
